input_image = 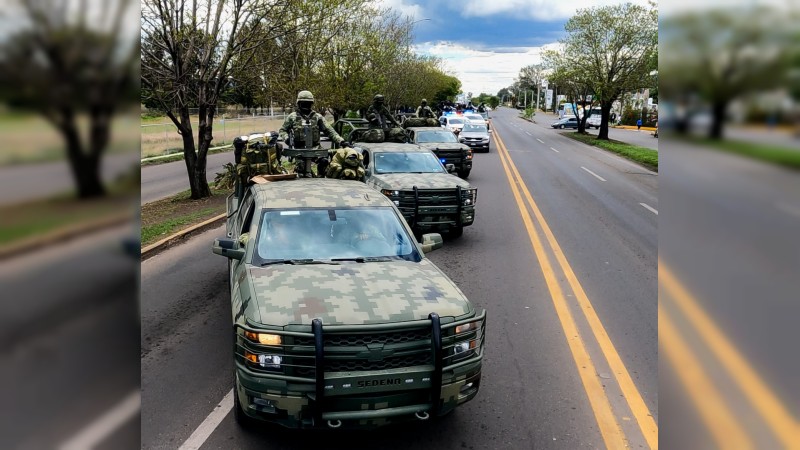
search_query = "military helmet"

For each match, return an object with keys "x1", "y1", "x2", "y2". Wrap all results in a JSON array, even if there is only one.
[
  {"x1": 421, "y1": 98, "x2": 427, "y2": 105},
  {"x1": 373, "y1": 94, "x2": 384, "y2": 103},
  {"x1": 297, "y1": 90, "x2": 315, "y2": 104}
]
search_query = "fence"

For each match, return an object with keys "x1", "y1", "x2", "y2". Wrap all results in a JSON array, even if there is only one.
[{"x1": 141, "y1": 112, "x2": 288, "y2": 158}]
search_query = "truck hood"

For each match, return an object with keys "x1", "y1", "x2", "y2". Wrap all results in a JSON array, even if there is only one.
[
  {"x1": 416, "y1": 142, "x2": 470, "y2": 152},
  {"x1": 246, "y1": 260, "x2": 472, "y2": 326},
  {"x1": 369, "y1": 172, "x2": 471, "y2": 190}
]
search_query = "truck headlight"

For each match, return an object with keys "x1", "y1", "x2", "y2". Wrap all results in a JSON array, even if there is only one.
[
  {"x1": 245, "y1": 351, "x2": 282, "y2": 370},
  {"x1": 454, "y1": 340, "x2": 477, "y2": 354},
  {"x1": 244, "y1": 331, "x2": 282, "y2": 346},
  {"x1": 381, "y1": 189, "x2": 400, "y2": 197},
  {"x1": 462, "y1": 188, "x2": 477, "y2": 206}
]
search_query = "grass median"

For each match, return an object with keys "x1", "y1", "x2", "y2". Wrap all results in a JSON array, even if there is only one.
[
  {"x1": 141, "y1": 188, "x2": 231, "y2": 247},
  {"x1": 140, "y1": 145, "x2": 233, "y2": 167},
  {"x1": 689, "y1": 136, "x2": 800, "y2": 170},
  {"x1": 562, "y1": 131, "x2": 658, "y2": 171}
]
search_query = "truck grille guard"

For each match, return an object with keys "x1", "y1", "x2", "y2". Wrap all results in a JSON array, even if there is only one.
[{"x1": 234, "y1": 309, "x2": 486, "y2": 422}]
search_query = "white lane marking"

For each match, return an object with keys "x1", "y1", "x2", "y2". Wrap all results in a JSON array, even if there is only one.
[
  {"x1": 536, "y1": 138, "x2": 544, "y2": 143},
  {"x1": 550, "y1": 147, "x2": 560, "y2": 153},
  {"x1": 526, "y1": 131, "x2": 532, "y2": 136},
  {"x1": 640, "y1": 203, "x2": 659, "y2": 215},
  {"x1": 178, "y1": 389, "x2": 234, "y2": 450},
  {"x1": 59, "y1": 390, "x2": 141, "y2": 450},
  {"x1": 581, "y1": 166, "x2": 607, "y2": 182}
]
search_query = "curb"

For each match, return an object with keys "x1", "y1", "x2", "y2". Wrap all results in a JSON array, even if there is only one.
[
  {"x1": 141, "y1": 213, "x2": 227, "y2": 260},
  {"x1": 0, "y1": 213, "x2": 132, "y2": 261},
  {"x1": 614, "y1": 125, "x2": 657, "y2": 132}
]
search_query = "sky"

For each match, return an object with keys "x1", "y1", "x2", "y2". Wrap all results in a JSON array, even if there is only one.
[{"x1": 376, "y1": 0, "x2": 654, "y2": 96}]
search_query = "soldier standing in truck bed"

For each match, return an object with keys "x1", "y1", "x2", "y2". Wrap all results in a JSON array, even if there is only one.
[{"x1": 278, "y1": 90, "x2": 349, "y2": 150}]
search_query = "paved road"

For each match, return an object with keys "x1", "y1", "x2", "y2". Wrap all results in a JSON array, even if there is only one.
[
  {"x1": 0, "y1": 152, "x2": 139, "y2": 206},
  {"x1": 534, "y1": 113, "x2": 659, "y2": 150},
  {"x1": 1, "y1": 226, "x2": 141, "y2": 449},
  {"x1": 141, "y1": 151, "x2": 235, "y2": 205},
  {"x1": 658, "y1": 141, "x2": 800, "y2": 449},
  {"x1": 141, "y1": 107, "x2": 658, "y2": 448}
]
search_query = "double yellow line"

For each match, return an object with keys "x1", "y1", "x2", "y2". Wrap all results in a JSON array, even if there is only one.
[
  {"x1": 493, "y1": 129, "x2": 658, "y2": 448},
  {"x1": 660, "y1": 261, "x2": 799, "y2": 449}
]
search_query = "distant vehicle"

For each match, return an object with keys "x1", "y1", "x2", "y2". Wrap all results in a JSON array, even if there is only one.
[
  {"x1": 458, "y1": 123, "x2": 490, "y2": 153},
  {"x1": 406, "y1": 127, "x2": 474, "y2": 179},
  {"x1": 586, "y1": 107, "x2": 604, "y2": 129},
  {"x1": 551, "y1": 117, "x2": 578, "y2": 129},
  {"x1": 440, "y1": 116, "x2": 467, "y2": 135},
  {"x1": 463, "y1": 113, "x2": 491, "y2": 132}
]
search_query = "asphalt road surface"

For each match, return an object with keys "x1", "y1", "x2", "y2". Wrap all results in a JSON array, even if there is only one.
[
  {"x1": 1, "y1": 226, "x2": 141, "y2": 449},
  {"x1": 141, "y1": 106, "x2": 658, "y2": 449},
  {"x1": 0, "y1": 152, "x2": 139, "y2": 206},
  {"x1": 658, "y1": 141, "x2": 800, "y2": 449}
]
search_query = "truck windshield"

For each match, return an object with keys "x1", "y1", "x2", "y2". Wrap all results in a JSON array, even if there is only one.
[
  {"x1": 254, "y1": 207, "x2": 420, "y2": 264},
  {"x1": 462, "y1": 124, "x2": 487, "y2": 133},
  {"x1": 373, "y1": 152, "x2": 447, "y2": 174},
  {"x1": 416, "y1": 131, "x2": 458, "y2": 143}
]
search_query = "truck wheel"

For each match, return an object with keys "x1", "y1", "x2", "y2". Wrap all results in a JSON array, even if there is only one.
[
  {"x1": 457, "y1": 169, "x2": 471, "y2": 179},
  {"x1": 449, "y1": 226, "x2": 464, "y2": 238}
]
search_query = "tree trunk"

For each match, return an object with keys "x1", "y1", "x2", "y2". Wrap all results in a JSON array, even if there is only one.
[
  {"x1": 60, "y1": 110, "x2": 106, "y2": 199},
  {"x1": 598, "y1": 103, "x2": 613, "y2": 140},
  {"x1": 709, "y1": 100, "x2": 727, "y2": 140},
  {"x1": 191, "y1": 104, "x2": 213, "y2": 199}
]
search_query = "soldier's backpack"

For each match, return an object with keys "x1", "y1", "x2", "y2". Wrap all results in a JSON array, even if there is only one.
[{"x1": 358, "y1": 128, "x2": 385, "y2": 143}]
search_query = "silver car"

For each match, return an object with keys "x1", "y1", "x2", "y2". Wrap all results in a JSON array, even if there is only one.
[{"x1": 458, "y1": 123, "x2": 490, "y2": 152}]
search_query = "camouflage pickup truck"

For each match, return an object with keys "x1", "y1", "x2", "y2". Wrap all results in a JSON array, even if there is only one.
[
  {"x1": 212, "y1": 178, "x2": 486, "y2": 429},
  {"x1": 358, "y1": 142, "x2": 476, "y2": 238},
  {"x1": 405, "y1": 127, "x2": 473, "y2": 179}
]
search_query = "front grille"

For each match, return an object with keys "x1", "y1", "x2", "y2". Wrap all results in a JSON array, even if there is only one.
[
  {"x1": 396, "y1": 188, "x2": 460, "y2": 210},
  {"x1": 434, "y1": 150, "x2": 463, "y2": 163},
  {"x1": 289, "y1": 328, "x2": 432, "y2": 377}
]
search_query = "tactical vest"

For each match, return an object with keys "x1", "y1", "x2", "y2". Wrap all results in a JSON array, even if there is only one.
[
  {"x1": 237, "y1": 140, "x2": 279, "y2": 176},
  {"x1": 291, "y1": 112, "x2": 321, "y2": 148}
]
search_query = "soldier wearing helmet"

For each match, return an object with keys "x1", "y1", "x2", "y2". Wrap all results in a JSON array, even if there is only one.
[
  {"x1": 278, "y1": 90, "x2": 348, "y2": 150},
  {"x1": 326, "y1": 147, "x2": 366, "y2": 181},
  {"x1": 366, "y1": 94, "x2": 401, "y2": 130},
  {"x1": 416, "y1": 98, "x2": 435, "y2": 119}
]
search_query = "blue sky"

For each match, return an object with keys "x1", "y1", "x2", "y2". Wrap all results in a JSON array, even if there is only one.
[{"x1": 378, "y1": 0, "x2": 653, "y2": 96}]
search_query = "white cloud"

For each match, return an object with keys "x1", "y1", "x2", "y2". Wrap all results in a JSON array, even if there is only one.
[
  {"x1": 414, "y1": 41, "x2": 562, "y2": 96},
  {"x1": 374, "y1": 0, "x2": 424, "y2": 19},
  {"x1": 448, "y1": 0, "x2": 654, "y2": 21}
]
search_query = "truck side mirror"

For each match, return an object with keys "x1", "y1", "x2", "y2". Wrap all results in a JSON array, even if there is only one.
[
  {"x1": 212, "y1": 238, "x2": 245, "y2": 260},
  {"x1": 445, "y1": 163, "x2": 456, "y2": 173}
]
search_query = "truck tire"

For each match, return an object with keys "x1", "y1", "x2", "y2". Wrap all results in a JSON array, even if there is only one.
[{"x1": 457, "y1": 169, "x2": 471, "y2": 179}]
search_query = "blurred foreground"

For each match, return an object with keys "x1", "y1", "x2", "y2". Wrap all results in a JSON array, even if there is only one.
[
  {"x1": 0, "y1": 0, "x2": 140, "y2": 448},
  {"x1": 659, "y1": 1, "x2": 799, "y2": 448}
]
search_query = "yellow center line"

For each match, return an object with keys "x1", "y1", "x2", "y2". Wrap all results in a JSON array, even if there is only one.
[
  {"x1": 495, "y1": 130, "x2": 659, "y2": 449},
  {"x1": 660, "y1": 260, "x2": 800, "y2": 449},
  {"x1": 658, "y1": 302, "x2": 755, "y2": 449},
  {"x1": 494, "y1": 129, "x2": 626, "y2": 448}
]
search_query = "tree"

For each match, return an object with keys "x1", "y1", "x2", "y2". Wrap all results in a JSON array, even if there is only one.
[
  {"x1": 546, "y1": 3, "x2": 657, "y2": 139},
  {"x1": 0, "y1": 0, "x2": 138, "y2": 198},
  {"x1": 660, "y1": 7, "x2": 795, "y2": 138},
  {"x1": 142, "y1": 0, "x2": 303, "y2": 199}
]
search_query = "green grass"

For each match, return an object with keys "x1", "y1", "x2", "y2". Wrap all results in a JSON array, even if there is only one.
[
  {"x1": 563, "y1": 132, "x2": 659, "y2": 171},
  {"x1": 689, "y1": 137, "x2": 800, "y2": 169},
  {"x1": 140, "y1": 206, "x2": 221, "y2": 245}
]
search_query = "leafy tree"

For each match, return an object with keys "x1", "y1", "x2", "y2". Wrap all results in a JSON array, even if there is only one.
[
  {"x1": 546, "y1": 2, "x2": 657, "y2": 139},
  {"x1": 660, "y1": 7, "x2": 795, "y2": 138},
  {"x1": 0, "y1": 0, "x2": 138, "y2": 198}
]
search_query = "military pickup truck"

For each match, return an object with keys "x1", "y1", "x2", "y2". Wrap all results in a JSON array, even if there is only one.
[
  {"x1": 332, "y1": 119, "x2": 477, "y2": 238},
  {"x1": 405, "y1": 127, "x2": 473, "y2": 179},
  {"x1": 212, "y1": 177, "x2": 486, "y2": 429}
]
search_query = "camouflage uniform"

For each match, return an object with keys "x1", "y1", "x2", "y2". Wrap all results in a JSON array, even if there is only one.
[
  {"x1": 366, "y1": 94, "x2": 405, "y2": 142},
  {"x1": 278, "y1": 90, "x2": 348, "y2": 176},
  {"x1": 415, "y1": 99, "x2": 435, "y2": 119},
  {"x1": 326, "y1": 148, "x2": 366, "y2": 181}
]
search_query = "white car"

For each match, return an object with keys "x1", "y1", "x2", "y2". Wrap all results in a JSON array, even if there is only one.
[
  {"x1": 464, "y1": 113, "x2": 491, "y2": 132},
  {"x1": 439, "y1": 116, "x2": 467, "y2": 135}
]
